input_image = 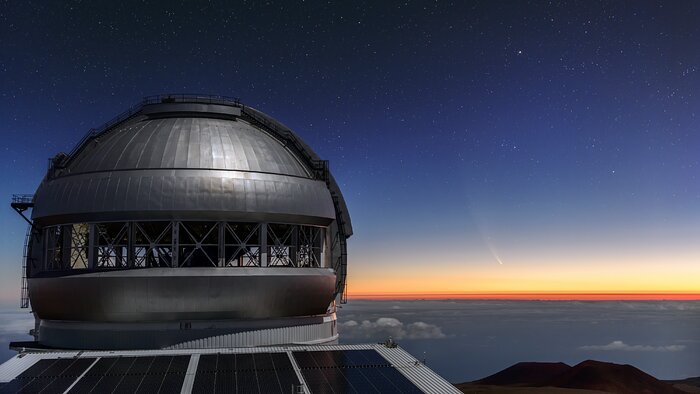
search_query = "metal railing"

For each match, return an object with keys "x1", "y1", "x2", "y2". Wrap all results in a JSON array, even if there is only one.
[
  {"x1": 239, "y1": 107, "x2": 331, "y2": 183},
  {"x1": 67, "y1": 94, "x2": 243, "y2": 159},
  {"x1": 11, "y1": 194, "x2": 34, "y2": 204}
]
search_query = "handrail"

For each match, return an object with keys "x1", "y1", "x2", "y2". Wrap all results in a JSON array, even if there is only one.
[
  {"x1": 11, "y1": 194, "x2": 34, "y2": 204},
  {"x1": 240, "y1": 107, "x2": 330, "y2": 182}
]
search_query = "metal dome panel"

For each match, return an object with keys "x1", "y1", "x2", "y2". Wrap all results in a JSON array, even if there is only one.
[
  {"x1": 67, "y1": 116, "x2": 311, "y2": 178},
  {"x1": 32, "y1": 169, "x2": 335, "y2": 225}
]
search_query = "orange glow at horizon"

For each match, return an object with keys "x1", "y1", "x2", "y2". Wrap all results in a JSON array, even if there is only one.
[
  {"x1": 347, "y1": 292, "x2": 700, "y2": 301},
  {"x1": 347, "y1": 246, "x2": 700, "y2": 300}
]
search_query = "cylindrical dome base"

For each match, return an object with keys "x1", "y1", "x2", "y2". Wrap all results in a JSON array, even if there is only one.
[{"x1": 38, "y1": 313, "x2": 338, "y2": 350}]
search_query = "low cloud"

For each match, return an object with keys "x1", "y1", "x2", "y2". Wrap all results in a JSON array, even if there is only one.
[
  {"x1": 339, "y1": 317, "x2": 446, "y2": 340},
  {"x1": 579, "y1": 340, "x2": 685, "y2": 352},
  {"x1": 0, "y1": 311, "x2": 33, "y2": 335}
]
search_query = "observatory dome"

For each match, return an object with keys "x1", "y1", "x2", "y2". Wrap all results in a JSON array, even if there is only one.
[{"x1": 23, "y1": 95, "x2": 352, "y2": 350}]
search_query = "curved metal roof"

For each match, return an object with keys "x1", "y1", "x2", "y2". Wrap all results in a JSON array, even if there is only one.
[
  {"x1": 67, "y1": 116, "x2": 311, "y2": 178},
  {"x1": 28, "y1": 94, "x2": 352, "y2": 303},
  {"x1": 31, "y1": 97, "x2": 350, "y2": 229}
]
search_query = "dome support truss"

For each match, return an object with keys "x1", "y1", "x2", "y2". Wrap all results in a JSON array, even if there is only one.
[{"x1": 35, "y1": 220, "x2": 326, "y2": 272}]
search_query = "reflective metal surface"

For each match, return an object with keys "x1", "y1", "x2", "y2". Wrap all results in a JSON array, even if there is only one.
[
  {"x1": 22, "y1": 97, "x2": 353, "y2": 349},
  {"x1": 244, "y1": 106, "x2": 353, "y2": 237},
  {"x1": 32, "y1": 169, "x2": 334, "y2": 226},
  {"x1": 69, "y1": 115, "x2": 308, "y2": 176},
  {"x1": 32, "y1": 113, "x2": 337, "y2": 226},
  {"x1": 29, "y1": 267, "x2": 336, "y2": 322}
]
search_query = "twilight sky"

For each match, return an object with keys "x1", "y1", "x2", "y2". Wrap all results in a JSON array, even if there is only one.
[{"x1": 1, "y1": 1, "x2": 700, "y2": 300}]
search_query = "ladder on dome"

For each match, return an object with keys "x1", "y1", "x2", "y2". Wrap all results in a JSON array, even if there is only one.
[
  {"x1": 10, "y1": 195, "x2": 34, "y2": 309},
  {"x1": 332, "y1": 194, "x2": 349, "y2": 304},
  {"x1": 20, "y1": 226, "x2": 31, "y2": 308}
]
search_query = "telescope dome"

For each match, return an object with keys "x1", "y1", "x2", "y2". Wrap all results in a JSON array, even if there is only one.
[{"x1": 22, "y1": 95, "x2": 352, "y2": 350}]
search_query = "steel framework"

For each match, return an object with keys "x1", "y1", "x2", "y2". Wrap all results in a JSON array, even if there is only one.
[{"x1": 37, "y1": 221, "x2": 325, "y2": 272}]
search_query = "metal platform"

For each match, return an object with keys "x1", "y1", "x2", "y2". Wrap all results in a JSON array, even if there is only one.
[{"x1": 0, "y1": 344, "x2": 459, "y2": 393}]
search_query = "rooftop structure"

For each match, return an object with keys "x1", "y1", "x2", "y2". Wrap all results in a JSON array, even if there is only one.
[
  {"x1": 13, "y1": 94, "x2": 352, "y2": 350},
  {"x1": 0, "y1": 344, "x2": 460, "y2": 394}
]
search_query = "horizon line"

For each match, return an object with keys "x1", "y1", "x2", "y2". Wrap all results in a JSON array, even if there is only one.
[{"x1": 346, "y1": 292, "x2": 700, "y2": 300}]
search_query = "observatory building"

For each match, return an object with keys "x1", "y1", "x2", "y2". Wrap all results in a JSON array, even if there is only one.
[
  {"x1": 15, "y1": 95, "x2": 352, "y2": 350},
  {"x1": 4, "y1": 95, "x2": 462, "y2": 394}
]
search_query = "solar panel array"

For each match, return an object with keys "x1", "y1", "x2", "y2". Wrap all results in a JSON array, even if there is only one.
[
  {"x1": 0, "y1": 355, "x2": 189, "y2": 394},
  {"x1": 293, "y1": 349, "x2": 422, "y2": 393},
  {"x1": 192, "y1": 352, "x2": 300, "y2": 394},
  {"x1": 0, "y1": 349, "x2": 429, "y2": 394},
  {"x1": 0, "y1": 357, "x2": 95, "y2": 394},
  {"x1": 68, "y1": 355, "x2": 189, "y2": 393}
]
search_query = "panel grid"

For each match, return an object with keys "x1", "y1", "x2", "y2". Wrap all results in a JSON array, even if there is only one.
[
  {"x1": 0, "y1": 348, "x2": 445, "y2": 394},
  {"x1": 292, "y1": 350, "x2": 423, "y2": 394},
  {"x1": 191, "y1": 352, "x2": 299, "y2": 394},
  {"x1": 0, "y1": 358, "x2": 96, "y2": 394}
]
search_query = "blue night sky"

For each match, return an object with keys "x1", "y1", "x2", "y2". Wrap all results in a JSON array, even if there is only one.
[{"x1": 1, "y1": 1, "x2": 700, "y2": 299}]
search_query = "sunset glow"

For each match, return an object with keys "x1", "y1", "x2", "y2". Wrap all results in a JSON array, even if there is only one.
[
  {"x1": 347, "y1": 292, "x2": 700, "y2": 301},
  {"x1": 347, "y1": 248, "x2": 700, "y2": 299}
]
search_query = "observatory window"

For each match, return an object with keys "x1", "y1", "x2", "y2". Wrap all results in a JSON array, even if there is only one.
[
  {"x1": 95, "y1": 222, "x2": 129, "y2": 268},
  {"x1": 179, "y1": 221, "x2": 219, "y2": 267},
  {"x1": 43, "y1": 224, "x2": 89, "y2": 270},
  {"x1": 44, "y1": 226, "x2": 65, "y2": 270},
  {"x1": 268, "y1": 223, "x2": 296, "y2": 267},
  {"x1": 68, "y1": 223, "x2": 90, "y2": 269},
  {"x1": 133, "y1": 221, "x2": 174, "y2": 268},
  {"x1": 297, "y1": 226, "x2": 324, "y2": 268},
  {"x1": 223, "y1": 223, "x2": 261, "y2": 267},
  {"x1": 37, "y1": 221, "x2": 328, "y2": 274},
  {"x1": 267, "y1": 224, "x2": 324, "y2": 268}
]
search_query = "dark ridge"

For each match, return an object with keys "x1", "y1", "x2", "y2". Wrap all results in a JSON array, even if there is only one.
[
  {"x1": 461, "y1": 360, "x2": 687, "y2": 394},
  {"x1": 544, "y1": 360, "x2": 684, "y2": 394},
  {"x1": 474, "y1": 361, "x2": 572, "y2": 386}
]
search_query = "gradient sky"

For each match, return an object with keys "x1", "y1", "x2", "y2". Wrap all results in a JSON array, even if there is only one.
[{"x1": 1, "y1": 1, "x2": 700, "y2": 302}]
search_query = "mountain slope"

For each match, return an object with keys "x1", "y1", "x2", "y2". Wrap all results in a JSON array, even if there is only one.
[
  {"x1": 475, "y1": 362, "x2": 572, "y2": 386},
  {"x1": 457, "y1": 360, "x2": 687, "y2": 394},
  {"x1": 547, "y1": 360, "x2": 683, "y2": 394}
]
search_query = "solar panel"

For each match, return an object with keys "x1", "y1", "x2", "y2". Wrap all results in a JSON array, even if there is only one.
[
  {"x1": 0, "y1": 358, "x2": 97, "y2": 394},
  {"x1": 0, "y1": 347, "x2": 449, "y2": 394},
  {"x1": 237, "y1": 370, "x2": 260, "y2": 393},
  {"x1": 67, "y1": 356, "x2": 118, "y2": 393},
  {"x1": 357, "y1": 368, "x2": 406, "y2": 392},
  {"x1": 374, "y1": 367, "x2": 423, "y2": 393},
  {"x1": 215, "y1": 370, "x2": 236, "y2": 394},
  {"x1": 191, "y1": 370, "x2": 215, "y2": 394},
  {"x1": 41, "y1": 355, "x2": 189, "y2": 394},
  {"x1": 256, "y1": 370, "x2": 279, "y2": 393},
  {"x1": 191, "y1": 352, "x2": 300, "y2": 394},
  {"x1": 292, "y1": 350, "x2": 423, "y2": 394},
  {"x1": 235, "y1": 354, "x2": 256, "y2": 371},
  {"x1": 40, "y1": 358, "x2": 96, "y2": 394},
  {"x1": 252, "y1": 353, "x2": 275, "y2": 370},
  {"x1": 159, "y1": 355, "x2": 190, "y2": 393}
]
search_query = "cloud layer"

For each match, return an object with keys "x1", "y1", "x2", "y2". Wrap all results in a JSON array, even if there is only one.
[
  {"x1": 579, "y1": 340, "x2": 685, "y2": 352},
  {"x1": 340, "y1": 317, "x2": 446, "y2": 340}
]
